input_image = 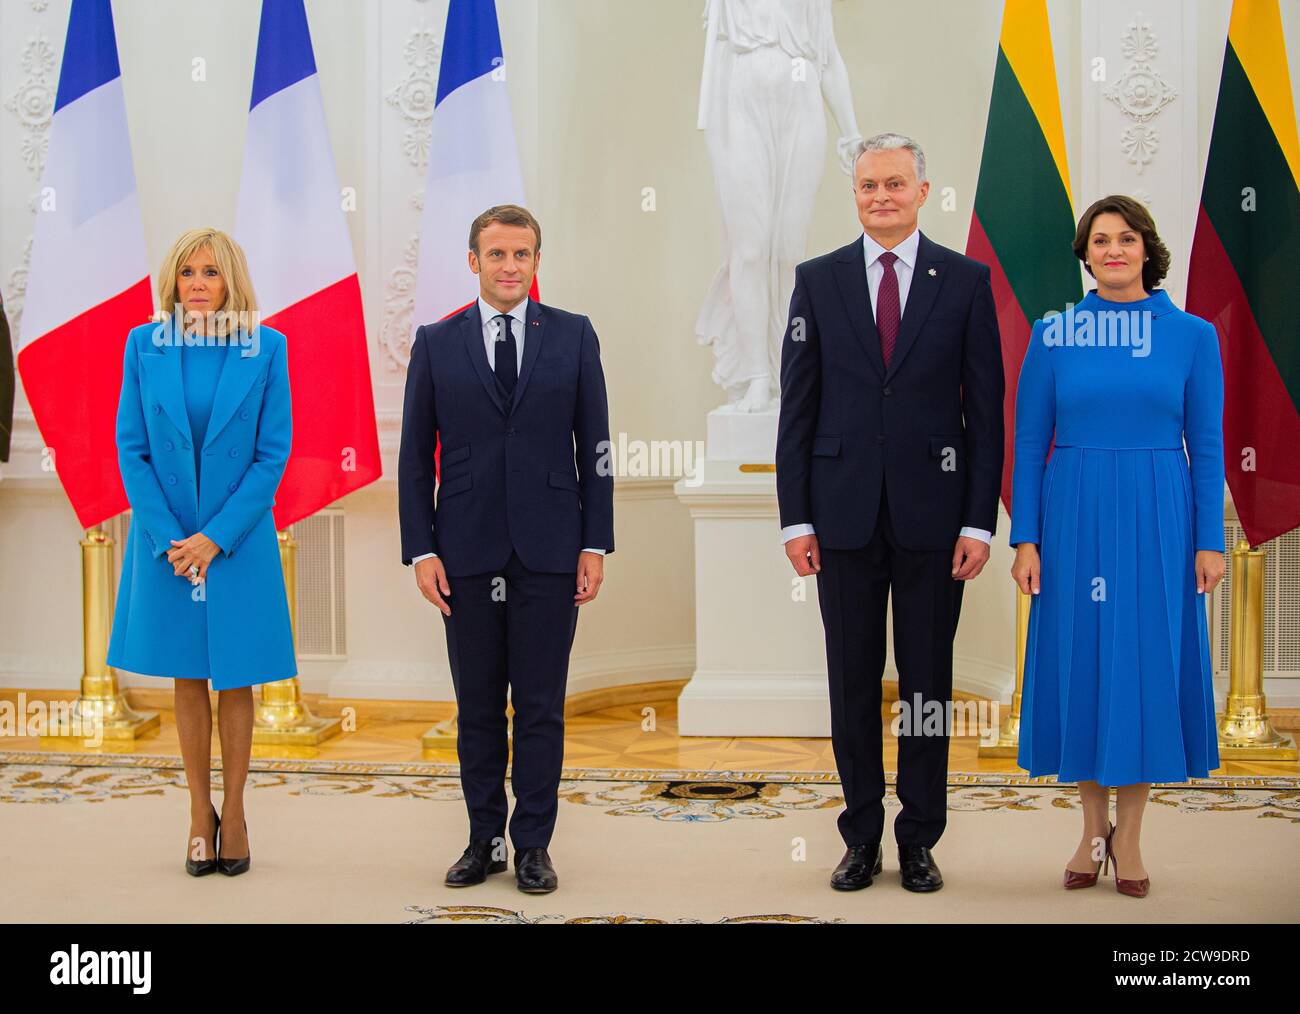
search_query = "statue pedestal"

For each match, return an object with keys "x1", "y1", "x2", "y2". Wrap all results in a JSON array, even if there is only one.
[
  {"x1": 705, "y1": 406, "x2": 778, "y2": 462},
  {"x1": 673, "y1": 409, "x2": 831, "y2": 737}
]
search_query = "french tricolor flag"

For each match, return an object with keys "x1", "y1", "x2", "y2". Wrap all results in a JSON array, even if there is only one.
[
  {"x1": 17, "y1": 0, "x2": 151, "y2": 528},
  {"x1": 412, "y1": 0, "x2": 535, "y2": 327},
  {"x1": 235, "y1": 0, "x2": 381, "y2": 528}
]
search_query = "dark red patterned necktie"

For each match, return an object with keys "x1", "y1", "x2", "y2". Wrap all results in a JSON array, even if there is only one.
[{"x1": 877, "y1": 250, "x2": 900, "y2": 368}]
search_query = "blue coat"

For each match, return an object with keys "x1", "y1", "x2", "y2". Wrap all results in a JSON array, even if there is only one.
[
  {"x1": 398, "y1": 299, "x2": 615, "y2": 576},
  {"x1": 106, "y1": 319, "x2": 297, "y2": 690}
]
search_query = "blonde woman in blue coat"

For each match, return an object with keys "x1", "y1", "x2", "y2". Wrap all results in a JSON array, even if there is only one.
[{"x1": 107, "y1": 228, "x2": 295, "y2": 877}]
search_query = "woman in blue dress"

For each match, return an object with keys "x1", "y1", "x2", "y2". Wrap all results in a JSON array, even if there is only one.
[
  {"x1": 1010, "y1": 196, "x2": 1226, "y2": 898},
  {"x1": 107, "y1": 228, "x2": 296, "y2": 877}
]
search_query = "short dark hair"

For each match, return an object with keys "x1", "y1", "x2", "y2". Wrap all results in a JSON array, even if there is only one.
[
  {"x1": 1072, "y1": 194, "x2": 1171, "y2": 292},
  {"x1": 469, "y1": 204, "x2": 541, "y2": 254}
]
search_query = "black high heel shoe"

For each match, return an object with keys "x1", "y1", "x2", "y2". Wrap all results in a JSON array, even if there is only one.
[
  {"x1": 185, "y1": 806, "x2": 220, "y2": 877},
  {"x1": 217, "y1": 819, "x2": 250, "y2": 877}
]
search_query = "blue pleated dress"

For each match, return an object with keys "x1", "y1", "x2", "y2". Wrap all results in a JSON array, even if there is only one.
[{"x1": 1010, "y1": 289, "x2": 1226, "y2": 785}]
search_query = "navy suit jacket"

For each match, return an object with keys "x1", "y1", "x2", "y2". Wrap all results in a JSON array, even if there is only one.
[
  {"x1": 398, "y1": 299, "x2": 615, "y2": 576},
  {"x1": 775, "y1": 232, "x2": 1005, "y2": 552}
]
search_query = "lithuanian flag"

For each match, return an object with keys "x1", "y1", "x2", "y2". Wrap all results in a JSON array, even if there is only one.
[
  {"x1": 1186, "y1": 0, "x2": 1300, "y2": 547},
  {"x1": 965, "y1": 0, "x2": 1081, "y2": 513}
]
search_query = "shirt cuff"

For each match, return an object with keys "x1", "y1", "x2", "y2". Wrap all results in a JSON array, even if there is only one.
[
  {"x1": 581, "y1": 548, "x2": 607, "y2": 555},
  {"x1": 959, "y1": 527, "x2": 992, "y2": 544},
  {"x1": 781, "y1": 523, "x2": 816, "y2": 543}
]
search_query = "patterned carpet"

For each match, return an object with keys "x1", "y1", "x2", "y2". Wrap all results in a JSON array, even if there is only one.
[{"x1": 2, "y1": 752, "x2": 1297, "y2": 923}]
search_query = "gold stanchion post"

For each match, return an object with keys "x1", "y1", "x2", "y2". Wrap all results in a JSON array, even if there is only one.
[
  {"x1": 42, "y1": 527, "x2": 159, "y2": 746},
  {"x1": 1217, "y1": 539, "x2": 1296, "y2": 761},
  {"x1": 251, "y1": 528, "x2": 341, "y2": 749},
  {"x1": 979, "y1": 588, "x2": 1030, "y2": 758}
]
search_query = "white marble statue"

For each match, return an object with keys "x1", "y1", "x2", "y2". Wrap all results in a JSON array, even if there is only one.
[{"x1": 695, "y1": 0, "x2": 862, "y2": 414}]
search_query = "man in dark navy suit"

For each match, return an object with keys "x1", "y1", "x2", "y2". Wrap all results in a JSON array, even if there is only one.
[
  {"x1": 399, "y1": 205, "x2": 614, "y2": 894},
  {"x1": 776, "y1": 134, "x2": 1004, "y2": 893}
]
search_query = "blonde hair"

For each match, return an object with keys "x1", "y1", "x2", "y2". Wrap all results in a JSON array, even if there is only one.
[{"x1": 156, "y1": 228, "x2": 258, "y2": 336}]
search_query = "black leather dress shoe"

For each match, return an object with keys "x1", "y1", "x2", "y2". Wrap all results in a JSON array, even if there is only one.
[
  {"x1": 514, "y1": 847, "x2": 558, "y2": 894},
  {"x1": 898, "y1": 845, "x2": 943, "y2": 892},
  {"x1": 830, "y1": 843, "x2": 883, "y2": 890},
  {"x1": 445, "y1": 840, "x2": 508, "y2": 887}
]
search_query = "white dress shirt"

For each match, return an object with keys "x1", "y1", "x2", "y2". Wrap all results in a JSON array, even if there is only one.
[
  {"x1": 412, "y1": 296, "x2": 606, "y2": 564},
  {"x1": 781, "y1": 228, "x2": 992, "y2": 547}
]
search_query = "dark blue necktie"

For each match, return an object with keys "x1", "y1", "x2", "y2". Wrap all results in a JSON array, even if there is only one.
[{"x1": 493, "y1": 313, "x2": 517, "y2": 403}]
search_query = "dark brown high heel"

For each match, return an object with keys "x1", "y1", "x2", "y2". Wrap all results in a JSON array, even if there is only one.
[
  {"x1": 1063, "y1": 821, "x2": 1114, "y2": 889},
  {"x1": 1107, "y1": 824, "x2": 1150, "y2": 898}
]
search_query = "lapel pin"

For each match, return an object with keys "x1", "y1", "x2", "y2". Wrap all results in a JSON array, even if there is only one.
[{"x1": 928, "y1": 268, "x2": 937, "y2": 277}]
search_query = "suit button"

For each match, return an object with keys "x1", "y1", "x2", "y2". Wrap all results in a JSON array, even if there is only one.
[
  {"x1": 883, "y1": 386, "x2": 892, "y2": 396},
  {"x1": 507, "y1": 429, "x2": 516, "y2": 437},
  {"x1": 239, "y1": 409, "x2": 250, "y2": 420},
  {"x1": 166, "y1": 475, "x2": 177, "y2": 485},
  {"x1": 152, "y1": 404, "x2": 160, "y2": 414},
  {"x1": 163, "y1": 440, "x2": 174, "y2": 451},
  {"x1": 183, "y1": 442, "x2": 191, "y2": 450},
  {"x1": 228, "y1": 481, "x2": 238, "y2": 492},
  {"x1": 228, "y1": 448, "x2": 239, "y2": 457},
  {"x1": 171, "y1": 508, "x2": 180, "y2": 518},
  {"x1": 876, "y1": 435, "x2": 885, "y2": 445}
]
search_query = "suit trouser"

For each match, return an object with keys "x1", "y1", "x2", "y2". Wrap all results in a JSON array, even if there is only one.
[
  {"x1": 815, "y1": 482, "x2": 964, "y2": 848},
  {"x1": 441, "y1": 551, "x2": 578, "y2": 849}
]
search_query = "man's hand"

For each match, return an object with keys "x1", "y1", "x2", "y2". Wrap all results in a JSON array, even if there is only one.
[
  {"x1": 415, "y1": 556, "x2": 452, "y2": 616},
  {"x1": 951, "y1": 535, "x2": 990, "y2": 580},
  {"x1": 575, "y1": 551, "x2": 604, "y2": 605},
  {"x1": 1010, "y1": 543, "x2": 1040, "y2": 595},
  {"x1": 785, "y1": 534, "x2": 821, "y2": 577},
  {"x1": 168, "y1": 533, "x2": 222, "y2": 583}
]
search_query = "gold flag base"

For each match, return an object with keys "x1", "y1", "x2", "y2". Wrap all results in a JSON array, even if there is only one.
[
  {"x1": 421, "y1": 711, "x2": 512, "y2": 759},
  {"x1": 421, "y1": 713, "x2": 458, "y2": 756},
  {"x1": 978, "y1": 733, "x2": 1022, "y2": 758},
  {"x1": 250, "y1": 691, "x2": 343, "y2": 743},
  {"x1": 1217, "y1": 706, "x2": 1298, "y2": 760},
  {"x1": 40, "y1": 678, "x2": 160, "y2": 749},
  {"x1": 252, "y1": 679, "x2": 342, "y2": 749}
]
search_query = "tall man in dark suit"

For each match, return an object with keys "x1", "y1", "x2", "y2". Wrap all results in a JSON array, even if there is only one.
[
  {"x1": 399, "y1": 205, "x2": 614, "y2": 894},
  {"x1": 776, "y1": 134, "x2": 1004, "y2": 893}
]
